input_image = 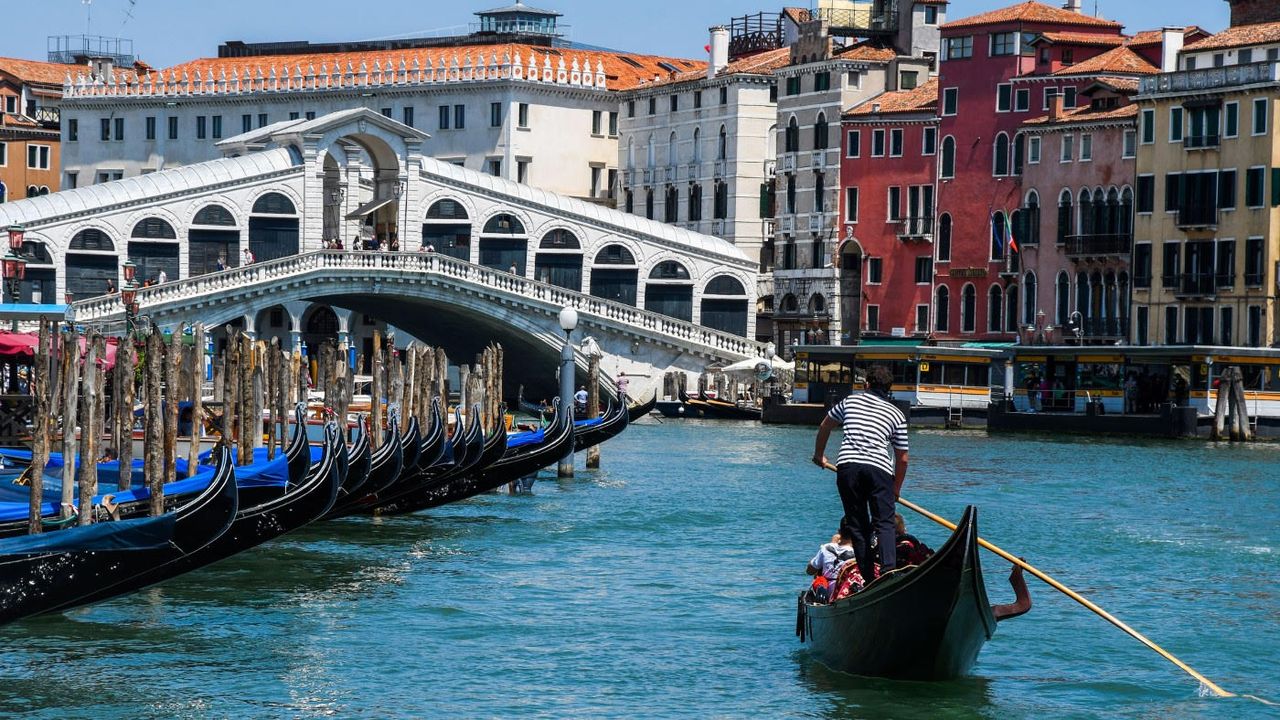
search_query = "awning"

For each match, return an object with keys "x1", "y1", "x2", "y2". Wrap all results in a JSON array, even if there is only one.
[
  {"x1": 0, "y1": 304, "x2": 69, "y2": 322},
  {"x1": 0, "y1": 331, "x2": 119, "y2": 369},
  {"x1": 344, "y1": 196, "x2": 396, "y2": 220}
]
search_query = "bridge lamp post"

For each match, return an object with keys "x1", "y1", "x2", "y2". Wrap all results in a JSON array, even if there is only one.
[
  {"x1": 120, "y1": 260, "x2": 147, "y2": 337},
  {"x1": 558, "y1": 306, "x2": 578, "y2": 478}
]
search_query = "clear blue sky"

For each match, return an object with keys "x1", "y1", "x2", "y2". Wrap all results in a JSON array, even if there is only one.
[{"x1": 6, "y1": 0, "x2": 1232, "y2": 68}]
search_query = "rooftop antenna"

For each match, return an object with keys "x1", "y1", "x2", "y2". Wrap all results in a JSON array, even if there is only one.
[{"x1": 82, "y1": 0, "x2": 92, "y2": 35}]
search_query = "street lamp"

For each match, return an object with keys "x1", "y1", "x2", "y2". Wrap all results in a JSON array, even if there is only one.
[
  {"x1": 120, "y1": 260, "x2": 148, "y2": 336},
  {"x1": 7, "y1": 225, "x2": 24, "y2": 253},
  {"x1": 557, "y1": 306, "x2": 578, "y2": 478},
  {"x1": 2, "y1": 251, "x2": 26, "y2": 331}
]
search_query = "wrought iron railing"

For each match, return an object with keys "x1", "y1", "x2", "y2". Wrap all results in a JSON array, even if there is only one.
[
  {"x1": 897, "y1": 216, "x2": 934, "y2": 239},
  {"x1": 1082, "y1": 317, "x2": 1128, "y2": 338},
  {"x1": 1065, "y1": 233, "x2": 1131, "y2": 257},
  {"x1": 1184, "y1": 134, "x2": 1220, "y2": 149},
  {"x1": 1175, "y1": 272, "x2": 1218, "y2": 296},
  {"x1": 1176, "y1": 205, "x2": 1218, "y2": 228}
]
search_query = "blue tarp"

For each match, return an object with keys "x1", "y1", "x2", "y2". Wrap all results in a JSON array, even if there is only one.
[
  {"x1": 507, "y1": 427, "x2": 545, "y2": 449},
  {"x1": 0, "y1": 513, "x2": 176, "y2": 554}
]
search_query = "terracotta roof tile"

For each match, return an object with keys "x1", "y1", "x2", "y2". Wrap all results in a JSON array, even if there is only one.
[
  {"x1": 1052, "y1": 45, "x2": 1159, "y2": 76},
  {"x1": 943, "y1": 1, "x2": 1122, "y2": 30},
  {"x1": 782, "y1": 7, "x2": 812, "y2": 25},
  {"x1": 1128, "y1": 26, "x2": 1209, "y2": 47},
  {"x1": 1023, "y1": 102, "x2": 1138, "y2": 126},
  {"x1": 631, "y1": 47, "x2": 790, "y2": 90},
  {"x1": 0, "y1": 57, "x2": 85, "y2": 87},
  {"x1": 845, "y1": 78, "x2": 939, "y2": 116},
  {"x1": 155, "y1": 43, "x2": 705, "y2": 93},
  {"x1": 1085, "y1": 75, "x2": 1141, "y2": 93},
  {"x1": 1033, "y1": 31, "x2": 1126, "y2": 47},
  {"x1": 1183, "y1": 21, "x2": 1280, "y2": 52},
  {"x1": 833, "y1": 41, "x2": 897, "y2": 62}
]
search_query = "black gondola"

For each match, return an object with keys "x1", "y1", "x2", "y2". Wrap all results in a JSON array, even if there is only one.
[
  {"x1": 323, "y1": 415, "x2": 402, "y2": 519},
  {"x1": 373, "y1": 406, "x2": 499, "y2": 516},
  {"x1": 52, "y1": 423, "x2": 343, "y2": 616},
  {"x1": 626, "y1": 392, "x2": 658, "y2": 422},
  {"x1": 0, "y1": 445, "x2": 239, "y2": 627},
  {"x1": 333, "y1": 418, "x2": 372, "y2": 504},
  {"x1": 357, "y1": 400, "x2": 449, "y2": 513},
  {"x1": 796, "y1": 506, "x2": 997, "y2": 680},
  {"x1": 574, "y1": 398, "x2": 629, "y2": 453}
]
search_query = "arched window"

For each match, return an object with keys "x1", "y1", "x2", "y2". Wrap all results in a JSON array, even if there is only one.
[
  {"x1": 644, "y1": 188, "x2": 655, "y2": 219},
  {"x1": 718, "y1": 125, "x2": 728, "y2": 160},
  {"x1": 1021, "y1": 190, "x2": 1040, "y2": 245},
  {"x1": 129, "y1": 218, "x2": 180, "y2": 283},
  {"x1": 649, "y1": 260, "x2": 690, "y2": 280},
  {"x1": 539, "y1": 229, "x2": 580, "y2": 249},
  {"x1": 664, "y1": 184, "x2": 679, "y2": 223},
  {"x1": 69, "y1": 228, "x2": 114, "y2": 251},
  {"x1": 668, "y1": 131, "x2": 678, "y2": 165},
  {"x1": 782, "y1": 293, "x2": 799, "y2": 314},
  {"x1": 1119, "y1": 187, "x2": 1134, "y2": 238},
  {"x1": 785, "y1": 116, "x2": 799, "y2": 153},
  {"x1": 991, "y1": 211, "x2": 1007, "y2": 260},
  {"x1": 688, "y1": 183, "x2": 703, "y2": 222},
  {"x1": 935, "y1": 285, "x2": 950, "y2": 333},
  {"x1": 810, "y1": 294, "x2": 826, "y2": 315},
  {"x1": 1076, "y1": 270, "x2": 1089, "y2": 322},
  {"x1": 194, "y1": 204, "x2": 236, "y2": 226},
  {"x1": 1089, "y1": 270, "x2": 1103, "y2": 321},
  {"x1": 701, "y1": 275, "x2": 749, "y2": 336},
  {"x1": 647, "y1": 135, "x2": 656, "y2": 168},
  {"x1": 0, "y1": 182, "x2": 6, "y2": 204},
  {"x1": 1012, "y1": 133, "x2": 1026, "y2": 176},
  {"x1": 937, "y1": 213, "x2": 952, "y2": 261},
  {"x1": 482, "y1": 213, "x2": 525, "y2": 235},
  {"x1": 940, "y1": 136, "x2": 956, "y2": 179},
  {"x1": 705, "y1": 275, "x2": 746, "y2": 295},
  {"x1": 813, "y1": 112, "x2": 828, "y2": 150},
  {"x1": 427, "y1": 199, "x2": 469, "y2": 220},
  {"x1": 1092, "y1": 188, "x2": 1106, "y2": 236},
  {"x1": 66, "y1": 229, "x2": 118, "y2": 301},
  {"x1": 692, "y1": 128, "x2": 702, "y2": 162},
  {"x1": 646, "y1": 261, "x2": 693, "y2": 321},
  {"x1": 1105, "y1": 187, "x2": 1121, "y2": 237},
  {"x1": 252, "y1": 192, "x2": 297, "y2": 215},
  {"x1": 988, "y1": 285, "x2": 1004, "y2": 333},
  {"x1": 1006, "y1": 283, "x2": 1019, "y2": 333},
  {"x1": 1056, "y1": 271, "x2": 1071, "y2": 324},
  {"x1": 424, "y1": 199, "x2": 472, "y2": 260},
  {"x1": 993, "y1": 132, "x2": 1010, "y2": 176},
  {"x1": 26, "y1": 185, "x2": 38, "y2": 198},
  {"x1": 131, "y1": 218, "x2": 177, "y2": 239},
  {"x1": 534, "y1": 229, "x2": 582, "y2": 291},
  {"x1": 594, "y1": 244, "x2": 636, "y2": 265},
  {"x1": 961, "y1": 283, "x2": 977, "y2": 333},
  {"x1": 1023, "y1": 271, "x2": 1037, "y2": 325},
  {"x1": 1057, "y1": 189, "x2": 1073, "y2": 244},
  {"x1": 627, "y1": 138, "x2": 635, "y2": 169},
  {"x1": 1078, "y1": 188, "x2": 1094, "y2": 237}
]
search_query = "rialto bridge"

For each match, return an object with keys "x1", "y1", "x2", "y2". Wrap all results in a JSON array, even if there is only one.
[{"x1": 0, "y1": 109, "x2": 763, "y2": 395}]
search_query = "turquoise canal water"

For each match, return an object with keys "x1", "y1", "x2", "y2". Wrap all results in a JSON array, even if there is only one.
[{"x1": 1, "y1": 420, "x2": 1278, "y2": 718}]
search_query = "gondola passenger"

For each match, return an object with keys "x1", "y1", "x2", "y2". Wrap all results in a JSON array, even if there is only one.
[
  {"x1": 895, "y1": 514, "x2": 935, "y2": 567},
  {"x1": 805, "y1": 527, "x2": 857, "y2": 603}
]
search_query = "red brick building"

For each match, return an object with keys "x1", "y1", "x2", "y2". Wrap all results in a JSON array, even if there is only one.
[{"x1": 840, "y1": 78, "x2": 939, "y2": 339}]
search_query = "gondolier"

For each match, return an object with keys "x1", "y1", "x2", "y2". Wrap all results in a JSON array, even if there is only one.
[{"x1": 811, "y1": 364, "x2": 908, "y2": 584}]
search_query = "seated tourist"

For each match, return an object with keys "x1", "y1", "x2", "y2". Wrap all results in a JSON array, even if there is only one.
[
  {"x1": 894, "y1": 514, "x2": 935, "y2": 568},
  {"x1": 98, "y1": 446, "x2": 118, "y2": 463},
  {"x1": 806, "y1": 526, "x2": 857, "y2": 602}
]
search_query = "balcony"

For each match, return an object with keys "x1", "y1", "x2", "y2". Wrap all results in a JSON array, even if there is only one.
[
  {"x1": 33, "y1": 107, "x2": 60, "y2": 129},
  {"x1": 714, "y1": 160, "x2": 727, "y2": 177},
  {"x1": 663, "y1": 166, "x2": 675, "y2": 182},
  {"x1": 811, "y1": 150, "x2": 827, "y2": 169},
  {"x1": 780, "y1": 216, "x2": 795, "y2": 233},
  {"x1": 897, "y1": 216, "x2": 934, "y2": 241},
  {"x1": 1140, "y1": 60, "x2": 1280, "y2": 97},
  {"x1": 808, "y1": 213, "x2": 824, "y2": 232},
  {"x1": 1184, "y1": 134, "x2": 1220, "y2": 150},
  {"x1": 1176, "y1": 205, "x2": 1218, "y2": 229},
  {"x1": 712, "y1": 219, "x2": 726, "y2": 236},
  {"x1": 1065, "y1": 233, "x2": 1131, "y2": 258},
  {"x1": 1175, "y1": 272, "x2": 1218, "y2": 297},
  {"x1": 811, "y1": 3, "x2": 899, "y2": 37},
  {"x1": 1082, "y1": 317, "x2": 1128, "y2": 339},
  {"x1": 782, "y1": 154, "x2": 796, "y2": 172},
  {"x1": 687, "y1": 162, "x2": 701, "y2": 181}
]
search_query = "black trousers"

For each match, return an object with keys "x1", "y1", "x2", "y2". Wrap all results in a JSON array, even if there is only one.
[{"x1": 835, "y1": 462, "x2": 897, "y2": 582}]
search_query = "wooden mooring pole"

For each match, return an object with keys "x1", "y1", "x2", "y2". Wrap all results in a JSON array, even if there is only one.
[
  {"x1": 371, "y1": 330, "x2": 384, "y2": 449},
  {"x1": 586, "y1": 353, "x2": 601, "y2": 469},
  {"x1": 145, "y1": 331, "x2": 166, "y2": 516},
  {"x1": 187, "y1": 324, "x2": 205, "y2": 473},
  {"x1": 76, "y1": 334, "x2": 102, "y2": 524},
  {"x1": 59, "y1": 328, "x2": 80, "y2": 521},
  {"x1": 116, "y1": 338, "x2": 136, "y2": 490},
  {"x1": 27, "y1": 320, "x2": 51, "y2": 534}
]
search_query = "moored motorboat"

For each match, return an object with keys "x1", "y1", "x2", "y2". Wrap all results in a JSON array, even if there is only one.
[
  {"x1": 797, "y1": 506, "x2": 997, "y2": 680},
  {"x1": 680, "y1": 390, "x2": 762, "y2": 421}
]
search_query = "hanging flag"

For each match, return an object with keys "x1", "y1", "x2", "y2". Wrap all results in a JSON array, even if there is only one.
[
  {"x1": 1005, "y1": 211, "x2": 1020, "y2": 254},
  {"x1": 990, "y1": 211, "x2": 1005, "y2": 255}
]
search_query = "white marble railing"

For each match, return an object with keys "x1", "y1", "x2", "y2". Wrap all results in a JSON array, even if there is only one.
[
  {"x1": 63, "y1": 51, "x2": 610, "y2": 99},
  {"x1": 72, "y1": 250, "x2": 762, "y2": 358}
]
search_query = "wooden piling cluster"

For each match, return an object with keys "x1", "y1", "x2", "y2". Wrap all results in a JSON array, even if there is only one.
[
  {"x1": 1212, "y1": 366, "x2": 1253, "y2": 441},
  {"x1": 586, "y1": 353, "x2": 601, "y2": 469}
]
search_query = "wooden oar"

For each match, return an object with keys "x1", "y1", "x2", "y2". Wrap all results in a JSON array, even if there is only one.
[{"x1": 819, "y1": 462, "x2": 1236, "y2": 699}]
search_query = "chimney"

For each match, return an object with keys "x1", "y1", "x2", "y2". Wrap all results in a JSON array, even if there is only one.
[
  {"x1": 1226, "y1": 0, "x2": 1280, "y2": 27},
  {"x1": 1049, "y1": 93, "x2": 1065, "y2": 121},
  {"x1": 1161, "y1": 27, "x2": 1184, "y2": 72},
  {"x1": 708, "y1": 26, "x2": 729, "y2": 79},
  {"x1": 1062, "y1": 0, "x2": 1082, "y2": 12}
]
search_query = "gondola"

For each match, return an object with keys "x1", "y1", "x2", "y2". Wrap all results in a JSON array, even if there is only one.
[
  {"x1": 573, "y1": 398, "x2": 629, "y2": 453},
  {"x1": 0, "y1": 445, "x2": 239, "y2": 627},
  {"x1": 626, "y1": 392, "x2": 658, "y2": 422},
  {"x1": 356, "y1": 400, "x2": 449, "y2": 513},
  {"x1": 322, "y1": 415, "x2": 402, "y2": 519},
  {"x1": 416, "y1": 399, "x2": 571, "y2": 510},
  {"x1": 796, "y1": 506, "x2": 997, "y2": 680},
  {"x1": 334, "y1": 420, "x2": 372, "y2": 503},
  {"x1": 52, "y1": 423, "x2": 343, "y2": 616},
  {"x1": 372, "y1": 406, "x2": 500, "y2": 516},
  {"x1": 679, "y1": 390, "x2": 762, "y2": 421}
]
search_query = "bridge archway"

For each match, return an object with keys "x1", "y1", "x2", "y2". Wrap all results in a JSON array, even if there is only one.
[
  {"x1": 189, "y1": 203, "x2": 240, "y2": 275},
  {"x1": 479, "y1": 212, "x2": 529, "y2": 274},
  {"x1": 534, "y1": 228, "x2": 582, "y2": 290},
  {"x1": 590, "y1": 243, "x2": 638, "y2": 306},
  {"x1": 249, "y1": 191, "x2": 300, "y2": 262},
  {"x1": 423, "y1": 198, "x2": 472, "y2": 260},
  {"x1": 645, "y1": 260, "x2": 693, "y2": 322},
  {"x1": 66, "y1": 228, "x2": 118, "y2": 301},
  {"x1": 701, "y1": 274, "x2": 749, "y2": 337},
  {"x1": 320, "y1": 128, "x2": 404, "y2": 251}
]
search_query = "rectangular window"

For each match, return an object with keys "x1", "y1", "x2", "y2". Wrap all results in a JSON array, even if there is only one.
[
  {"x1": 1240, "y1": 49, "x2": 1254, "y2": 64},
  {"x1": 379, "y1": 107, "x2": 392, "y2": 119},
  {"x1": 439, "y1": 105, "x2": 450, "y2": 130},
  {"x1": 1216, "y1": 239, "x2": 1236, "y2": 288},
  {"x1": 887, "y1": 186, "x2": 901, "y2": 221},
  {"x1": 669, "y1": 95, "x2": 678, "y2": 112},
  {"x1": 1028, "y1": 136, "x2": 1041, "y2": 164},
  {"x1": 942, "y1": 88, "x2": 958, "y2": 116},
  {"x1": 1136, "y1": 306, "x2": 1149, "y2": 345},
  {"x1": 1165, "y1": 173, "x2": 1183, "y2": 212},
  {"x1": 996, "y1": 84, "x2": 1012, "y2": 112},
  {"x1": 916, "y1": 304, "x2": 930, "y2": 332},
  {"x1": 1014, "y1": 88, "x2": 1030, "y2": 112},
  {"x1": 867, "y1": 257, "x2": 883, "y2": 284},
  {"x1": 720, "y1": 86, "x2": 728, "y2": 105},
  {"x1": 845, "y1": 187, "x2": 859, "y2": 222},
  {"x1": 242, "y1": 114, "x2": 252, "y2": 134},
  {"x1": 872, "y1": 129, "x2": 886, "y2": 157},
  {"x1": 212, "y1": 115, "x2": 222, "y2": 138},
  {"x1": 1245, "y1": 237, "x2": 1264, "y2": 284},
  {"x1": 67, "y1": 118, "x2": 78, "y2": 142},
  {"x1": 1253, "y1": 97, "x2": 1269, "y2": 135},
  {"x1": 1164, "y1": 306, "x2": 1178, "y2": 345},
  {"x1": 900, "y1": 71, "x2": 918, "y2": 90},
  {"x1": 100, "y1": 118, "x2": 110, "y2": 142},
  {"x1": 1122, "y1": 129, "x2": 1136, "y2": 158},
  {"x1": 922, "y1": 127, "x2": 936, "y2": 156},
  {"x1": 1141, "y1": 108, "x2": 1155, "y2": 144},
  {"x1": 196, "y1": 115, "x2": 207, "y2": 140},
  {"x1": 1133, "y1": 243, "x2": 1152, "y2": 287},
  {"x1": 946, "y1": 36, "x2": 973, "y2": 60},
  {"x1": 846, "y1": 130, "x2": 861, "y2": 158},
  {"x1": 1225, "y1": 102, "x2": 1239, "y2": 138},
  {"x1": 1219, "y1": 170, "x2": 1237, "y2": 210},
  {"x1": 65, "y1": 171, "x2": 77, "y2": 189},
  {"x1": 26, "y1": 144, "x2": 50, "y2": 170},
  {"x1": 289, "y1": 111, "x2": 300, "y2": 120},
  {"x1": 1043, "y1": 87, "x2": 1058, "y2": 110},
  {"x1": 402, "y1": 106, "x2": 414, "y2": 128},
  {"x1": 592, "y1": 110, "x2": 603, "y2": 135},
  {"x1": 517, "y1": 160, "x2": 529, "y2": 184},
  {"x1": 0, "y1": 142, "x2": 6, "y2": 166},
  {"x1": 257, "y1": 113, "x2": 268, "y2": 128},
  {"x1": 693, "y1": 91, "x2": 703, "y2": 109},
  {"x1": 1246, "y1": 167, "x2": 1266, "y2": 207},
  {"x1": 305, "y1": 111, "x2": 315, "y2": 120},
  {"x1": 914, "y1": 256, "x2": 932, "y2": 284},
  {"x1": 488, "y1": 159, "x2": 502, "y2": 176},
  {"x1": 1248, "y1": 306, "x2": 1263, "y2": 347},
  {"x1": 867, "y1": 305, "x2": 880, "y2": 332},
  {"x1": 113, "y1": 117, "x2": 123, "y2": 141},
  {"x1": 1137, "y1": 175, "x2": 1155, "y2": 213},
  {"x1": 518, "y1": 103, "x2": 529, "y2": 128},
  {"x1": 1162, "y1": 243, "x2": 1181, "y2": 287},
  {"x1": 991, "y1": 32, "x2": 1016, "y2": 57},
  {"x1": 814, "y1": 72, "x2": 831, "y2": 92},
  {"x1": 889, "y1": 128, "x2": 903, "y2": 157},
  {"x1": 608, "y1": 111, "x2": 618, "y2": 136},
  {"x1": 648, "y1": 97, "x2": 656, "y2": 115},
  {"x1": 1063, "y1": 86, "x2": 1077, "y2": 109},
  {"x1": 168, "y1": 116, "x2": 178, "y2": 140},
  {"x1": 1080, "y1": 133, "x2": 1092, "y2": 161},
  {"x1": 924, "y1": 5, "x2": 939, "y2": 24},
  {"x1": 1169, "y1": 106, "x2": 1184, "y2": 142},
  {"x1": 454, "y1": 105, "x2": 465, "y2": 129},
  {"x1": 627, "y1": 100, "x2": 635, "y2": 118},
  {"x1": 1060, "y1": 134, "x2": 1074, "y2": 162},
  {"x1": 815, "y1": 172, "x2": 826, "y2": 213},
  {"x1": 490, "y1": 102, "x2": 503, "y2": 127}
]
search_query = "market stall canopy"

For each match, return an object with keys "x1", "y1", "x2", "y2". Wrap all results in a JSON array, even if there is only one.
[
  {"x1": 0, "y1": 331, "x2": 119, "y2": 370},
  {"x1": 344, "y1": 196, "x2": 396, "y2": 220}
]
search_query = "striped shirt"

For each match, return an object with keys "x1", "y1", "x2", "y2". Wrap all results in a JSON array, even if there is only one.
[{"x1": 826, "y1": 391, "x2": 908, "y2": 474}]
